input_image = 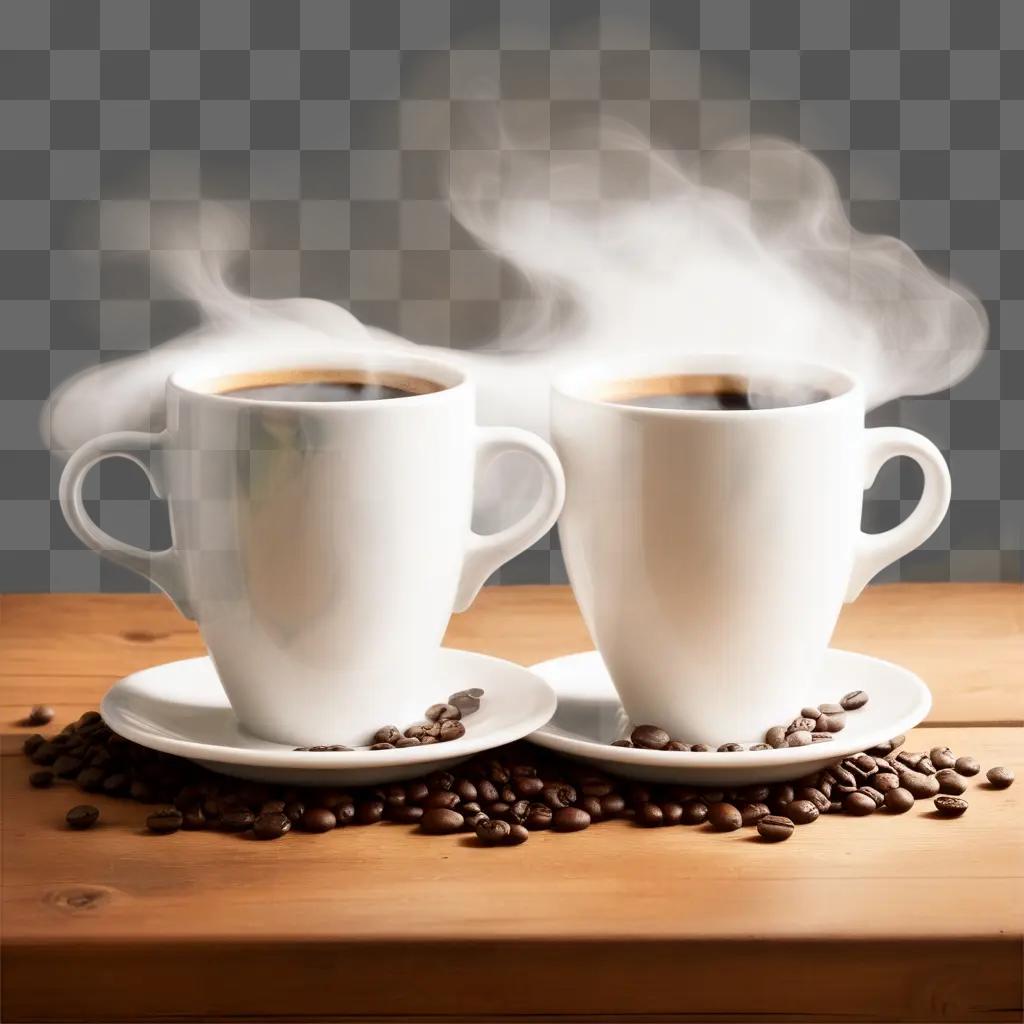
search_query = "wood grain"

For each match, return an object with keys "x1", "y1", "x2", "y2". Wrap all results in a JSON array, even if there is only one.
[{"x1": 1, "y1": 590, "x2": 1021, "y2": 1022}]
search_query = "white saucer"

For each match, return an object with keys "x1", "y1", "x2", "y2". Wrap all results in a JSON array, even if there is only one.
[
  {"x1": 100, "y1": 650, "x2": 557, "y2": 786},
  {"x1": 529, "y1": 649, "x2": 931, "y2": 785}
]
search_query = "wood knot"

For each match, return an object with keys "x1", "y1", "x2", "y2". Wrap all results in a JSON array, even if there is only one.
[
  {"x1": 121, "y1": 630, "x2": 169, "y2": 643},
  {"x1": 46, "y1": 886, "x2": 114, "y2": 913}
]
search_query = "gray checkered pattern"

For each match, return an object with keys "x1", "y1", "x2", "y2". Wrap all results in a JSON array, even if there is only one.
[{"x1": 1, "y1": 0, "x2": 1021, "y2": 592}]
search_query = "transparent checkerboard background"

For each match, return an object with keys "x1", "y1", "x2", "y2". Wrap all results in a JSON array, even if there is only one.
[{"x1": 1, "y1": 0, "x2": 1021, "y2": 593}]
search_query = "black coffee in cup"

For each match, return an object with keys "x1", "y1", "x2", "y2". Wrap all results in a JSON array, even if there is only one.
[
  {"x1": 607, "y1": 374, "x2": 830, "y2": 411},
  {"x1": 210, "y1": 370, "x2": 444, "y2": 402}
]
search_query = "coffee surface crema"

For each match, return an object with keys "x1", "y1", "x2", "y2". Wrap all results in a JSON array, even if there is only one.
[
  {"x1": 604, "y1": 374, "x2": 830, "y2": 411},
  {"x1": 209, "y1": 369, "x2": 444, "y2": 402}
]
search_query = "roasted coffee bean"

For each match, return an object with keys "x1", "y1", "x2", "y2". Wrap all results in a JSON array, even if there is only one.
[
  {"x1": 933, "y1": 795, "x2": 968, "y2": 818},
  {"x1": 51, "y1": 754, "x2": 82, "y2": 779},
  {"x1": 691, "y1": 743, "x2": 713, "y2": 752},
  {"x1": 220, "y1": 808, "x2": 255, "y2": 832},
  {"x1": 476, "y1": 818, "x2": 511, "y2": 845},
  {"x1": 423, "y1": 790, "x2": 460, "y2": 810},
  {"x1": 475, "y1": 779, "x2": 499, "y2": 804},
  {"x1": 23, "y1": 733, "x2": 45, "y2": 756},
  {"x1": 420, "y1": 808, "x2": 464, "y2": 834},
  {"x1": 389, "y1": 805, "x2": 424, "y2": 825},
  {"x1": 580, "y1": 777, "x2": 614, "y2": 798},
  {"x1": 29, "y1": 769, "x2": 55, "y2": 788},
  {"x1": 638, "y1": 803, "x2": 664, "y2": 827},
  {"x1": 611, "y1": 739, "x2": 633, "y2": 747},
  {"x1": 795, "y1": 787, "x2": 831, "y2": 813},
  {"x1": 102, "y1": 772, "x2": 130, "y2": 796},
  {"x1": 283, "y1": 801, "x2": 305, "y2": 824},
  {"x1": 372, "y1": 726, "x2": 401, "y2": 745},
  {"x1": 816, "y1": 702, "x2": 841, "y2": 715},
  {"x1": 630, "y1": 725, "x2": 670, "y2": 750},
  {"x1": 369, "y1": 742, "x2": 395, "y2": 751},
  {"x1": 660, "y1": 801, "x2": 684, "y2": 826},
  {"x1": 76, "y1": 767, "x2": 106, "y2": 795},
  {"x1": 897, "y1": 770, "x2": 940, "y2": 799},
  {"x1": 831, "y1": 765, "x2": 856, "y2": 789},
  {"x1": 986, "y1": 766, "x2": 1015, "y2": 789},
  {"x1": 918, "y1": 757, "x2": 936, "y2": 776},
  {"x1": 810, "y1": 734, "x2": 833, "y2": 743},
  {"x1": 873, "y1": 757, "x2": 898, "y2": 775},
  {"x1": 897, "y1": 751, "x2": 923, "y2": 770},
  {"x1": 448, "y1": 690, "x2": 482, "y2": 715},
  {"x1": 261, "y1": 799, "x2": 286, "y2": 814},
  {"x1": 512, "y1": 775, "x2": 543, "y2": 799},
  {"x1": 506, "y1": 823, "x2": 529, "y2": 845},
  {"x1": 749, "y1": 742, "x2": 772, "y2": 751},
  {"x1": 381, "y1": 785, "x2": 406, "y2": 808},
  {"x1": 23, "y1": 705, "x2": 55, "y2": 727},
  {"x1": 665, "y1": 740, "x2": 689, "y2": 751},
  {"x1": 935, "y1": 769, "x2": 967, "y2": 795},
  {"x1": 552, "y1": 807, "x2": 591, "y2": 832},
  {"x1": 800, "y1": 707, "x2": 823, "y2": 720},
  {"x1": 707, "y1": 802, "x2": 742, "y2": 832},
  {"x1": 301, "y1": 807, "x2": 336, "y2": 833},
  {"x1": 146, "y1": 807, "x2": 183, "y2": 833},
  {"x1": 579, "y1": 796, "x2": 604, "y2": 822},
  {"x1": 395, "y1": 737, "x2": 420, "y2": 748},
  {"x1": 884, "y1": 788, "x2": 914, "y2": 814},
  {"x1": 740, "y1": 802, "x2": 770, "y2": 827},
  {"x1": 819, "y1": 713, "x2": 846, "y2": 733},
  {"x1": 525, "y1": 802, "x2": 553, "y2": 829},
  {"x1": 737, "y1": 784, "x2": 771, "y2": 804},
  {"x1": 787, "y1": 717, "x2": 817, "y2": 735},
  {"x1": 541, "y1": 783, "x2": 576, "y2": 809},
  {"x1": 872, "y1": 773, "x2": 901, "y2": 794},
  {"x1": 438, "y1": 720, "x2": 466, "y2": 742},
  {"x1": 181, "y1": 807, "x2": 206, "y2": 830},
  {"x1": 954, "y1": 756, "x2": 980, "y2": 777},
  {"x1": 354, "y1": 800, "x2": 385, "y2": 825},
  {"x1": 681, "y1": 801, "x2": 708, "y2": 826},
  {"x1": 859, "y1": 786, "x2": 885, "y2": 808},
  {"x1": 499, "y1": 784, "x2": 517, "y2": 803},
  {"x1": 487, "y1": 801, "x2": 510, "y2": 818},
  {"x1": 425, "y1": 703, "x2": 461, "y2": 722},
  {"x1": 785, "y1": 730, "x2": 812, "y2": 748},
  {"x1": 784, "y1": 799, "x2": 819, "y2": 825},
  {"x1": 504, "y1": 799, "x2": 531, "y2": 824},
  {"x1": 770, "y1": 783, "x2": 795, "y2": 810},
  {"x1": 600, "y1": 793, "x2": 626, "y2": 818},
  {"x1": 627, "y1": 784, "x2": 653, "y2": 806},
  {"x1": 840, "y1": 690, "x2": 868, "y2": 711},
  {"x1": 765, "y1": 726, "x2": 787, "y2": 748},
  {"x1": 452, "y1": 779, "x2": 477, "y2": 803},
  {"x1": 843, "y1": 792, "x2": 876, "y2": 816},
  {"x1": 253, "y1": 811, "x2": 291, "y2": 839},
  {"x1": 929, "y1": 746, "x2": 956, "y2": 770},
  {"x1": 30, "y1": 742, "x2": 59, "y2": 766},
  {"x1": 65, "y1": 804, "x2": 99, "y2": 830},
  {"x1": 717, "y1": 742, "x2": 744, "y2": 752},
  {"x1": 850, "y1": 753, "x2": 877, "y2": 775},
  {"x1": 757, "y1": 815, "x2": 794, "y2": 842}
]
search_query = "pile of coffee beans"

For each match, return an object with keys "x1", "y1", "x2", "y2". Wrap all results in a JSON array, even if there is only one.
[
  {"x1": 615, "y1": 690, "x2": 869, "y2": 752},
  {"x1": 293, "y1": 689, "x2": 483, "y2": 752},
  {"x1": 21, "y1": 708, "x2": 1013, "y2": 846}
]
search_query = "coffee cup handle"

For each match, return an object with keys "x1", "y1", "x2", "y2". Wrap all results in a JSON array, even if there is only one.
[
  {"x1": 59, "y1": 430, "x2": 193, "y2": 618},
  {"x1": 453, "y1": 426, "x2": 566, "y2": 612},
  {"x1": 845, "y1": 427, "x2": 951, "y2": 601}
]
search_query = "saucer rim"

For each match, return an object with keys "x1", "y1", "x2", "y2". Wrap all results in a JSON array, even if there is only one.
[
  {"x1": 100, "y1": 649, "x2": 556, "y2": 770},
  {"x1": 527, "y1": 647, "x2": 932, "y2": 768}
]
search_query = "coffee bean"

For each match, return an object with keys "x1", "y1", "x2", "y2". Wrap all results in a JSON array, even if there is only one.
[
  {"x1": 660, "y1": 801, "x2": 683, "y2": 826},
  {"x1": 787, "y1": 717, "x2": 817, "y2": 735},
  {"x1": 521, "y1": 802, "x2": 550, "y2": 830},
  {"x1": 918, "y1": 757, "x2": 937, "y2": 776},
  {"x1": 816, "y1": 703, "x2": 842, "y2": 716},
  {"x1": 598, "y1": 793, "x2": 625, "y2": 818},
  {"x1": 438, "y1": 720, "x2": 466, "y2": 742},
  {"x1": 929, "y1": 746, "x2": 956, "y2": 770},
  {"x1": 691, "y1": 743, "x2": 713, "y2": 752},
  {"x1": 30, "y1": 769, "x2": 55, "y2": 788},
  {"x1": 388, "y1": 805, "x2": 424, "y2": 825},
  {"x1": 420, "y1": 808, "x2": 464, "y2": 834},
  {"x1": 954, "y1": 756, "x2": 980, "y2": 777},
  {"x1": 785, "y1": 730, "x2": 812, "y2": 748},
  {"x1": 23, "y1": 705, "x2": 55, "y2": 727},
  {"x1": 933, "y1": 796, "x2": 968, "y2": 818},
  {"x1": 395, "y1": 737, "x2": 420, "y2": 748},
  {"x1": 986, "y1": 766, "x2": 1014, "y2": 789},
  {"x1": 897, "y1": 770, "x2": 940, "y2": 799},
  {"x1": 757, "y1": 815, "x2": 795, "y2": 842},
  {"x1": 300, "y1": 807, "x2": 336, "y2": 833},
  {"x1": 630, "y1": 725, "x2": 670, "y2": 750},
  {"x1": 65, "y1": 804, "x2": 99, "y2": 830},
  {"x1": 23, "y1": 733, "x2": 45, "y2": 756},
  {"x1": 423, "y1": 790, "x2": 460, "y2": 810},
  {"x1": 638, "y1": 803, "x2": 664, "y2": 827},
  {"x1": 373, "y1": 726, "x2": 401, "y2": 745},
  {"x1": 369, "y1": 742, "x2": 394, "y2": 751},
  {"x1": 448, "y1": 690, "x2": 482, "y2": 716},
  {"x1": 859, "y1": 786, "x2": 885, "y2": 808},
  {"x1": 146, "y1": 806, "x2": 183, "y2": 833},
  {"x1": 765, "y1": 726, "x2": 787, "y2": 748},
  {"x1": 884, "y1": 788, "x2": 914, "y2": 814},
  {"x1": 843, "y1": 792, "x2": 876, "y2": 816},
  {"x1": 707, "y1": 802, "x2": 742, "y2": 832},
  {"x1": 253, "y1": 811, "x2": 291, "y2": 839},
  {"x1": 220, "y1": 808, "x2": 255, "y2": 832},
  {"x1": 810, "y1": 734, "x2": 833, "y2": 743},
  {"x1": 819, "y1": 713, "x2": 846, "y2": 733},
  {"x1": 935, "y1": 769, "x2": 967, "y2": 795},
  {"x1": 610, "y1": 738, "x2": 633, "y2": 747},
  {"x1": 665, "y1": 740, "x2": 689, "y2": 751},
  {"x1": 749, "y1": 743, "x2": 772, "y2": 751},
  {"x1": 261, "y1": 799, "x2": 286, "y2": 814},
  {"x1": 784, "y1": 799, "x2": 819, "y2": 825},
  {"x1": 181, "y1": 807, "x2": 207, "y2": 830},
  {"x1": 506, "y1": 823, "x2": 529, "y2": 845},
  {"x1": 475, "y1": 818, "x2": 510, "y2": 845},
  {"x1": 679, "y1": 801, "x2": 707, "y2": 826},
  {"x1": 30, "y1": 742, "x2": 59, "y2": 766},
  {"x1": 354, "y1": 800, "x2": 385, "y2": 825},
  {"x1": 795, "y1": 787, "x2": 830, "y2": 813},
  {"x1": 425, "y1": 703, "x2": 461, "y2": 722},
  {"x1": 800, "y1": 707, "x2": 823, "y2": 720},
  {"x1": 552, "y1": 807, "x2": 590, "y2": 832},
  {"x1": 840, "y1": 690, "x2": 868, "y2": 711},
  {"x1": 872, "y1": 773, "x2": 900, "y2": 794},
  {"x1": 740, "y1": 802, "x2": 770, "y2": 827},
  {"x1": 541, "y1": 783, "x2": 576, "y2": 809},
  {"x1": 102, "y1": 772, "x2": 130, "y2": 796}
]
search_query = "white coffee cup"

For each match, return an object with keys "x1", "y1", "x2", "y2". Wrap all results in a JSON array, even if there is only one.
[
  {"x1": 60, "y1": 352, "x2": 565, "y2": 747},
  {"x1": 551, "y1": 355, "x2": 951, "y2": 746}
]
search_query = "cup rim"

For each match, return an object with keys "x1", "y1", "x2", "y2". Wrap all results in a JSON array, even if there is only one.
[
  {"x1": 168, "y1": 349, "x2": 468, "y2": 409},
  {"x1": 552, "y1": 353, "x2": 862, "y2": 418}
]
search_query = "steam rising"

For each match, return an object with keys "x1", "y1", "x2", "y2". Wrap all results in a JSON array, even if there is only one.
[{"x1": 44, "y1": 129, "x2": 986, "y2": 525}]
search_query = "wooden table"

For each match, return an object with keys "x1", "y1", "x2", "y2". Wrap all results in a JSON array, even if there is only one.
[{"x1": 2, "y1": 585, "x2": 1021, "y2": 1022}]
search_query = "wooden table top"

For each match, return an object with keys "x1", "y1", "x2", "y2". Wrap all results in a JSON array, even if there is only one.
[{"x1": 2, "y1": 585, "x2": 1021, "y2": 1023}]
